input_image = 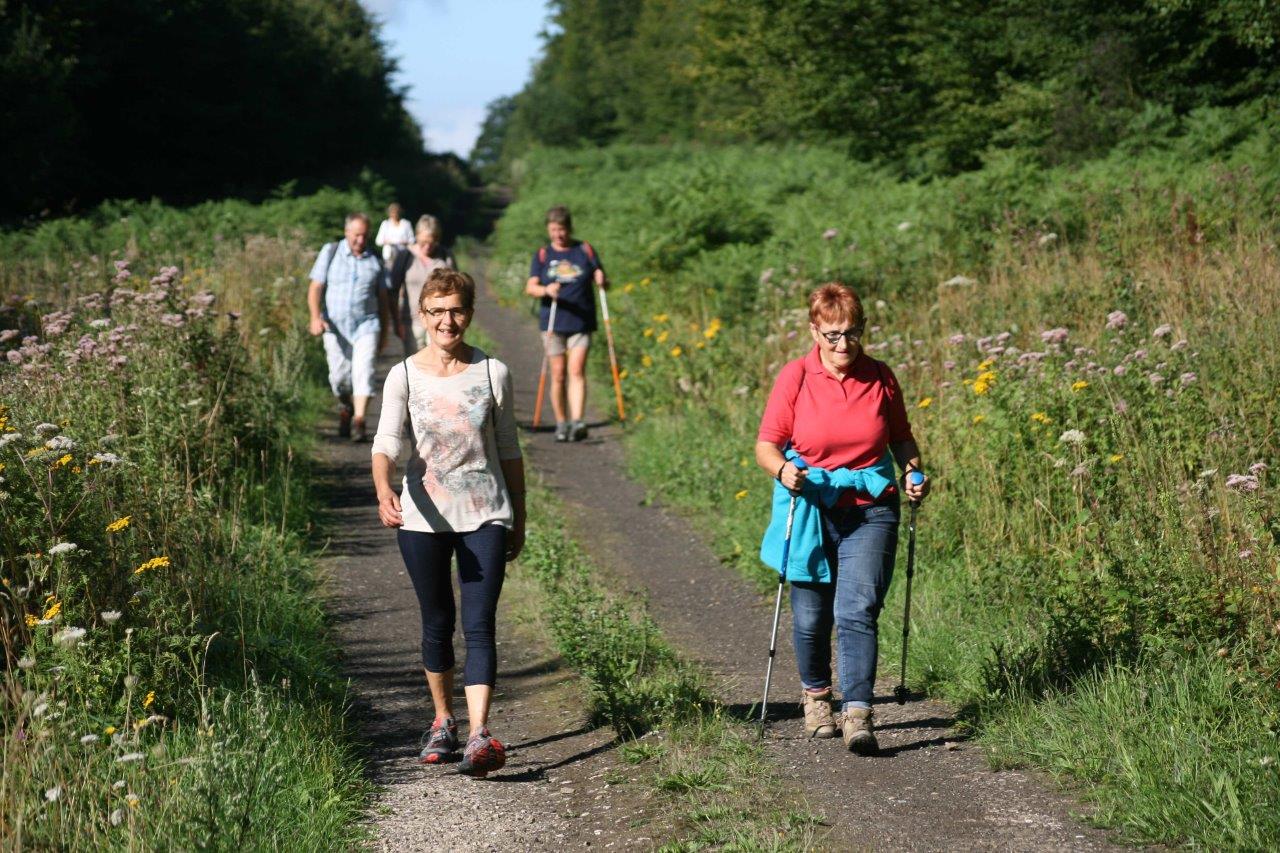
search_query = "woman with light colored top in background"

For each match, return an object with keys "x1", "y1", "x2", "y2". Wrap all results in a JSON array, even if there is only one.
[
  {"x1": 371, "y1": 268, "x2": 525, "y2": 778},
  {"x1": 375, "y1": 202, "x2": 414, "y2": 264},
  {"x1": 389, "y1": 214, "x2": 456, "y2": 354}
]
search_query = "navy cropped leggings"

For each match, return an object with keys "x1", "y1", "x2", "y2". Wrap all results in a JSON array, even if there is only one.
[{"x1": 397, "y1": 525, "x2": 507, "y2": 687}]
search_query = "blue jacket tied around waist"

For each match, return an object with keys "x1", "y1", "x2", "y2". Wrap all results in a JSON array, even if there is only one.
[{"x1": 759, "y1": 450, "x2": 897, "y2": 583}]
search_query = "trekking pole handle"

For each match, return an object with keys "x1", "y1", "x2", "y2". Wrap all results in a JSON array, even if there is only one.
[{"x1": 907, "y1": 469, "x2": 925, "y2": 507}]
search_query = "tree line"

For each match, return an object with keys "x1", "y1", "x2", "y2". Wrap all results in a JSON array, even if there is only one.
[
  {"x1": 473, "y1": 0, "x2": 1280, "y2": 179},
  {"x1": 1, "y1": 0, "x2": 470, "y2": 223}
]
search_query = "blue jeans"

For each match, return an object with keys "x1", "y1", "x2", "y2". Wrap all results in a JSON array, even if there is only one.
[{"x1": 790, "y1": 501, "x2": 899, "y2": 709}]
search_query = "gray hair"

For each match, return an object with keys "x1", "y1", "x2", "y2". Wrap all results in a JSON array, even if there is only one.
[
  {"x1": 344, "y1": 212, "x2": 370, "y2": 229},
  {"x1": 416, "y1": 214, "x2": 443, "y2": 241}
]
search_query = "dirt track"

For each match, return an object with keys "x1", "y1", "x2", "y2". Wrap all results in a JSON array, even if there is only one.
[{"x1": 318, "y1": 259, "x2": 1131, "y2": 850}]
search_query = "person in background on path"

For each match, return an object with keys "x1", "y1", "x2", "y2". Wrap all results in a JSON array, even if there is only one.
[
  {"x1": 376, "y1": 202, "x2": 414, "y2": 265},
  {"x1": 755, "y1": 283, "x2": 931, "y2": 755},
  {"x1": 525, "y1": 204, "x2": 607, "y2": 442},
  {"x1": 371, "y1": 268, "x2": 526, "y2": 778},
  {"x1": 307, "y1": 212, "x2": 391, "y2": 442},
  {"x1": 389, "y1": 214, "x2": 456, "y2": 355}
]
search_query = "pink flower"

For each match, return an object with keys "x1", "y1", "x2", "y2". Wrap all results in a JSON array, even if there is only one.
[
  {"x1": 1152, "y1": 323, "x2": 1173, "y2": 339},
  {"x1": 943, "y1": 360, "x2": 956, "y2": 370},
  {"x1": 947, "y1": 334, "x2": 965, "y2": 346},
  {"x1": 1238, "y1": 549, "x2": 1253, "y2": 559},
  {"x1": 1248, "y1": 462, "x2": 1268, "y2": 475},
  {"x1": 6, "y1": 350, "x2": 21, "y2": 365},
  {"x1": 1113, "y1": 364, "x2": 1127, "y2": 376},
  {"x1": 0, "y1": 329, "x2": 18, "y2": 343},
  {"x1": 822, "y1": 228, "x2": 839, "y2": 241},
  {"x1": 1148, "y1": 373, "x2": 1164, "y2": 385},
  {"x1": 1106, "y1": 310, "x2": 1128, "y2": 330},
  {"x1": 1171, "y1": 339, "x2": 1189, "y2": 352},
  {"x1": 1040, "y1": 328, "x2": 1069, "y2": 345},
  {"x1": 1225, "y1": 474, "x2": 1259, "y2": 492},
  {"x1": 1180, "y1": 372, "x2": 1197, "y2": 386}
]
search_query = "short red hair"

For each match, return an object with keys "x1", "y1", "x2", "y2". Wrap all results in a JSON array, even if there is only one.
[{"x1": 808, "y1": 283, "x2": 864, "y2": 328}]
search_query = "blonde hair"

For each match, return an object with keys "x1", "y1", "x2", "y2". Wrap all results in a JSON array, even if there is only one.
[{"x1": 415, "y1": 214, "x2": 443, "y2": 242}]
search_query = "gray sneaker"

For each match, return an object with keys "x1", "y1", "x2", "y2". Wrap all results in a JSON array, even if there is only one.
[
  {"x1": 841, "y1": 706, "x2": 878, "y2": 755},
  {"x1": 570, "y1": 420, "x2": 588, "y2": 442},
  {"x1": 418, "y1": 717, "x2": 458, "y2": 765},
  {"x1": 554, "y1": 422, "x2": 571, "y2": 442}
]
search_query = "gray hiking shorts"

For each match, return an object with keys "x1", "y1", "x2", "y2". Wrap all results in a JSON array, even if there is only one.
[{"x1": 542, "y1": 331, "x2": 591, "y2": 357}]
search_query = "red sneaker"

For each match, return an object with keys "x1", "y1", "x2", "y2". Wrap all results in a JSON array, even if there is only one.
[{"x1": 457, "y1": 728, "x2": 506, "y2": 778}]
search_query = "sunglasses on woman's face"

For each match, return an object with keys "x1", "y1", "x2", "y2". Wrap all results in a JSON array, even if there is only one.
[
  {"x1": 818, "y1": 327, "x2": 863, "y2": 345},
  {"x1": 423, "y1": 307, "x2": 469, "y2": 320}
]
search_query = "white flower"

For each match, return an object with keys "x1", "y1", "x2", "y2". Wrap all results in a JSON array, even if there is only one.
[
  {"x1": 110, "y1": 808, "x2": 124, "y2": 826},
  {"x1": 101, "y1": 610, "x2": 122, "y2": 624},
  {"x1": 81, "y1": 734, "x2": 100, "y2": 745},
  {"x1": 112, "y1": 780, "x2": 126, "y2": 790},
  {"x1": 90, "y1": 452, "x2": 123, "y2": 466},
  {"x1": 34, "y1": 423, "x2": 59, "y2": 436},
  {"x1": 1037, "y1": 232, "x2": 1058, "y2": 247},
  {"x1": 941, "y1": 275, "x2": 975, "y2": 288},
  {"x1": 0, "y1": 432, "x2": 22, "y2": 449},
  {"x1": 89, "y1": 318, "x2": 111, "y2": 328},
  {"x1": 1199, "y1": 468, "x2": 1218, "y2": 479},
  {"x1": 33, "y1": 702, "x2": 49, "y2": 717},
  {"x1": 49, "y1": 542, "x2": 78, "y2": 556},
  {"x1": 1058, "y1": 429, "x2": 1086, "y2": 445},
  {"x1": 44, "y1": 435, "x2": 75, "y2": 451},
  {"x1": 116, "y1": 752, "x2": 145, "y2": 763},
  {"x1": 896, "y1": 221, "x2": 913, "y2": 231},
  {"x1": 17, "y1": 655, "x2": 35, "y2": 670},
  {"x1": 44, "y1": 786, "x2": 61, "y2": 802},
  {"x1": 52, "y1": 626, "x2": 87, "y2": 649}
]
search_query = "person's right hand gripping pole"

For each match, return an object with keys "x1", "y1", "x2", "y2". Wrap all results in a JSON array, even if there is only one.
[{"x1": 532, "y1": 296, "x2": 558, "y2": 429}]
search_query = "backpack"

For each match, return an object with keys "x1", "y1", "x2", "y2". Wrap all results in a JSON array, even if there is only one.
[{"x1": 536, "y1": 240, "x2": 596, "y2": 267}]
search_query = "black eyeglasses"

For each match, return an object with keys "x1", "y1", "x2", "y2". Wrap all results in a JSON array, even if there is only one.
[
  {"x1": 423, "y1": 307, "x2": 470, "y2": 319},
  {"x1": 818, "y1": 327, "x2": 863, "y2": 345}
]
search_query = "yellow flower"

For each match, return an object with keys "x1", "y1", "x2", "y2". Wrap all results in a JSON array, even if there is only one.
[
  {"x1": 634, "y1": 413, "x2": 645, "y2": 422},
  {"x1": 53, "y1": 454, "x2": 73, "y2": 468},
  {"x1": 72, "y1": 466, "x2": 81, "y2": 474},
  {"x1": 106, "y1": 515, "x2": 132, "y2": 533},
  {"x1": 976, "y1": 370, "x2": 997, "y2": 384},
  {"x1": 643, "y1": 328, "x2": 654, "y2": 338},
  {"x1": 1030, "y1": 411, "x2": 1051, "y2": 424},
  {"x1": 104, "y1": 726, "x2": 116, "y2": 735},
  {"x1": 703, "y1": 318, "x2": 722, "y2": 339},
  {"x1": 26, "y1": 447, "x2": 45, "y2": 458},
  {"x1": 143, "y1": 691, "x2": 155, "y2": 709},
  {"x1": 1108, "y1": 453, "x2": 1124, "y2": 464},
  {"x1": 972, "y1": 380, "x2": 990, "y2": 396},
  {"x1": 734, "y1": 489, "x2": 749, "y2": 500},
  {"x1": 695, "y1": 341, "x2": 705, "y2": 349},
  {"x1": 132, "y1": 556, "x2": 171, "y2": 575},
  {"x1": 25, "y1": 613, "x2": 38, "y2": 627},
  {"x1": 42, "y1": 600, "x2": 61, "y2": 621},
  {"x1": 978, "y1": 358, "x2": 995, "y2": 371},
  {"x1": 653, "y1": 313, "x2": 669, "y2": 323},
  {"x1": 623, "y1": 282, "x2": 635, "y2": 293},
  {"x1": 640, "y1": 277, "x2": 652, "y2": 287},
  {"x1": 656, "y1": 330, "x2": 669, "y2": 343},
  {"x1": 1071, "y1": 380, "x2": 1089, "y2": 392},
  {"x1": 739, "y1": 457, "x2": 750, "y2": 468},
  {"x1": 0, "y1": 462, "x2": 5, "y2": 473},
  {"x1": 917, "y1": 397, "x2": 933, "y2": 409},
  {"x1": 641, "y1": 355, "x2": 653, "y2": 368},
  {"x1": 972, "y1": 414, "x2": 986, "y2": 425},
  {"x1": 670, "y1": 345, "x2": 683, "y2": 358},
  {"x1": 618, "y1": 369, "x2": 628, "y2": 380}
]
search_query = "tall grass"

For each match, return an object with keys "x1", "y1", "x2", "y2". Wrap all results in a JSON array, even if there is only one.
[
  {"x1": 0, "y1": 195, "x2": 370, "y2": 847},
  {"x1": 489, "y1": 130, "x2": 1280, "y2": 846}
]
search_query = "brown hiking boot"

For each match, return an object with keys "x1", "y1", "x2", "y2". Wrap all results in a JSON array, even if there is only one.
[
  {"x1": 841, "y1": 707, "x2": 878, "y2": 755},
  {"x1": 801, "y1": 689, "x2": 837, "y2": 739}
]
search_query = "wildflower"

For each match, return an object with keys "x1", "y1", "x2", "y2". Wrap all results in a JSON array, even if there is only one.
[
  {"x1": 1199, "y1": 468, "x2": 1218, "y2": 479},
  {"x1": 25, "y1": 614, "x2": 38, "y2": 627},
  {"x1": 1114, "y1": 399, "x2": 1129, "y2": 414},
  {"x1": 1030, "y1": 412, "x2": 1051, "y2": 425},
  {"x1": 971, "y1": 378, "x2": 991, "y2": 395},
  {"x1": 1148, "y1": 373, "x2": 1164, "y2": 385},
  {"x1": 1109, "y1": 454, "x2": 1124, "y2": 464},
  {"x1": 81, "y1": 734, "x2": 100, "y2": 745},
  {"x1": 947, "y1": 333, "x2": 966, "y2": 346},
  {"x1": 34, "y1": 423, "x2": 59, "y2": 436},
  {"x1": 652, "y1": 313, "x2": 669, "y2": 323},
  {"x1": 101, "y1": 610, "x2": 122, "y2": 624},
  {"x1": 53, "y1": 453, "x2": 73, "y2": 468},
  {"x1": 917, "y1": 397, "x2": 933, "y2": 409},
  {"x1": 734, "y1": 490, "x2": 749, "y2": 500},
  {"x1": 143, "y1": 691, "x2": 155, "y2": 709},
  {"x1": 116, "y1": 753, "x2": 144, "y2": 763},
  {"x1": 1070, "y1": 464, "x2": 1089, "y2": 478},
  {"x1": 897, "y1": 221, "x2": 912, "y2": 231},
  {"x1": 640, "y1": 277, "x2": 651, "y2": 286},
  {"x1": 1179, "y1": 372, "x2": 1197, "y2": 387},
  {"x1": 1106, "y1": 310, "x2": 1128, "y2": 331},
  {"x1": 1113, "y1": 364, "x2": 1127, "y2": 376},
  {"x1": 1171, "y1": 339, "x2": 1189, "y2": 351},
  {"x1": 972, "y1": 415, "x2": 985, "y2": 425},
  {"x1": 0, "y1": 432, "x2": 20, "y2": 449},
  {"x1": 106, "y1": 516, "x2": 131, "y2": 533},
  {"x1": 641, "y1": 355, "x2": 653, "y2": 368},
  {"x1": 643, "y1": 328, "x2": 654, "y2": 338},
  {"x1": 45, "y1": 435, "x2": 75, "y2": 451},
  {"x1": 617, "y1": 369, "x2": 628, "y2": 380},
  {"x1": 1225, "y1": 474, "x2": 1260, "y2": 493},
  {"x1": 104, "y1": 726, "x2": 116, "y2": 735},
  {"x1": 822, "y1": 228, "x2": 839, "y2": 240},
  {"x1": 125, "y1": 793, "x2": 140, "y2": 808},
  {"x1": 1058, "y1": 429, "x2": 1086, "y2": 445},
  {"x1": 45, "y1": 786, "x2": 61, "y2": 802},
  {"x1": 53, "y1": 626, "x2": 86, "y2": 649},
  {"x1": 1239, "y1": 549, "x2": 1253, "y2": 560},
  {"x1": 1248, "y1": 462, "x2": 1268, "y2": 475},
  {"x1": 623, "y1": 283, "x2": 635, "y2": 294},
  {"x1": 49, "y1": 542, "x2": 78, "y2": 556},
  {"x1": 942, "y1": 360, "x2": 956, "y2": 370},
  {"x1": 1037, "y1": 232, "x2": 1058, "y2": 247},
  {"x1": 42, "y1": 600, "x2": 62, "y2": 621},
  {"x1": 669, "y1": 345, "x2": 683, "y2": 358},
  {"x1": 110, "y1": 809, "x2": 124, "y2": 827},
  {"x1": 132, "y1": 555, "x2": 171, "y2": 575},
  {"x1": 1152, "y1": 323, "x2": 1173, "y2": 339},
  {"x1": 1040, "y1": 328, "x2": 1069, "y2": 345},
  {"x1": 703, "y1": 318, "x2": 722, "y2": 339},
  {"x1": 90, "y1": 452, "x2": 123, "y2": 466},
  {"x1": 18, "y1": 655, "x2": 35, "y2": 669}
]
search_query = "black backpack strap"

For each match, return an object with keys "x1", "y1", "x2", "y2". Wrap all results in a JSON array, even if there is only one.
[
  {"x1": 486, "y1": 355, "x2": 497, "y2": 428},
  {"x1": 402, "y1": 358, "x2": 414, "y2": 444}
]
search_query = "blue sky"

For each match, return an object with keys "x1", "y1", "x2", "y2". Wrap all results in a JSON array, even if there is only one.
[{"x1": 360, "y1": 0, "x2": 549, "y2": 159}]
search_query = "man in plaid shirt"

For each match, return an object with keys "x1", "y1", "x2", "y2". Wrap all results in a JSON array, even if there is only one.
[{"x1": 307, "y1": 213, "x2": 391, "y2": 441}]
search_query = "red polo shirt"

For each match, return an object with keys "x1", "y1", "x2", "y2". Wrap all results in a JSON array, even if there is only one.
[{"x1": 757, "y1": 347, "x2": 914, "y2": 506}]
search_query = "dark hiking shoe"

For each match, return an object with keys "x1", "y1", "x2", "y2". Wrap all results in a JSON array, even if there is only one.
[
  {"x1": 842, "y1": 707, "x2": 878, "y2": 755},
  {"x1": 337, "y1": 404, "x2": 353, "y2": 438},
  {"x1": 351, "y1": 417, "x2": 367, "y2": 443},
  {"x1": 457, "y1": 727, "x2": 506, "y2": 778},
  {"x1": 570, "y1": 420, "x2": 589, "y2": 442},
  {"x1": 554, "y1": 422, "x2": 571, "y2": 442},
  {"x1": 418, "y1": 717, "x2": 459, "y2": 765},
  {"x1": 801, "y1": 689, "x2": 837, "y2": 739}
]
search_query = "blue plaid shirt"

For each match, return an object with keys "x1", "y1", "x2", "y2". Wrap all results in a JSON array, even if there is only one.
[{"x1": 309, "y1": 240, "x2": 388, "y2": 339}]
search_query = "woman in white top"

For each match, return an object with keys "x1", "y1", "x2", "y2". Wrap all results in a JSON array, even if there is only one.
[
  {"x1": 371, "y1": 268, "x2": 526, "y2": 778},
  {"x1": 389, "y1": 214, "x2": 456, "y2": 354},
  {"x1": 375, "y1": 202, "x2": 414, "y2": 265}
]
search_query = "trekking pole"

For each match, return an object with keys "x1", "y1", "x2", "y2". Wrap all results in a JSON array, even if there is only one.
[
  {"x1": 894, "y1": 470, "x2": 926, "y2": 705},
  {"x1": 598, "y1": 285, "x2": 626, "y2": 421},
  {"x1": 759, "y1": 494, "x2": 797, "y2": 736},
  {"x1": 532, "y1": 298, "x2": 558, "y2": 429}
]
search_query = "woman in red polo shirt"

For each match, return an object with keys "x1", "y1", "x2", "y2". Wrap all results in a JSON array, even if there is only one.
[{"x1": 755, "y1": 282, "x2": 930, "y2": 755}]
